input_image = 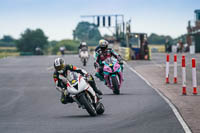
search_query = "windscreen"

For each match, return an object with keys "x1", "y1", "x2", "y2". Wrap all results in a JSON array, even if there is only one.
[
  {"x1": 105, "y1": 57, "x2": 115, "y2": 65},
  {"x1": 67, "y1": 71, "x2": 78, "y2": 82}
]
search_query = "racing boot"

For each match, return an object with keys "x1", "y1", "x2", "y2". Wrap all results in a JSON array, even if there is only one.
[
  {"x1": 96, "y1": 93, "x2": 102, "y2": 100},
  {"x1": 87, "y1": 75, "x2": 103, "y2": 95},
  {"x1": 92, "y1": 84, "x2": 103, "y2": 95},
  {"x1": 104, "y1": 80, "x2": 107, "y2": 85},
  {"x1": 88, "y1": 79, "x2": 103, "y2": 95},
  {"x1": 94, "y1": 88, "x2": 103, "y2": 96},
  {"x1": 60, "y1": 93, "x2": 73, "y2": 104},
  {"x1": 95, "y1": 72, "x2": 104, "y2": 81},
  {"x1": 91, "y1": 84, "x2": 103, "y2": 96}
]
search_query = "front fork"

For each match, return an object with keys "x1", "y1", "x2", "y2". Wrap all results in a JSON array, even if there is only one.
[
  {"x1": 74, "y1": 90, "x2": 98, "y2": 109},
  {"x1": 72, "y1": 96, "x2": 83, "y2": 108},
  {"x1": 104, "y1": 74, "x2": 113, "y2": 89}
]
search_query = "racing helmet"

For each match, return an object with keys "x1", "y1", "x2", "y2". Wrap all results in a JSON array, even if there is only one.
[
  {"x1": 54, "y1": 58, "x2": 65, "y2": 73},
  {"x1": 99, "y1": 39, "x2": 108, "y2": 50},
  {"x1": 81, "y1": 42, "x2": 87, "y2": 46}
]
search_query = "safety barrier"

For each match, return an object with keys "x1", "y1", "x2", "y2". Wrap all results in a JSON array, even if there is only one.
[
  {"x1": 119, "y1": 47, "x2": 130, "y2": 60},
  {"x1": 20, "y1": 52, "x2": 33, "y2": 56},
  {"x1": 149, "y1": 45, "x2": 165, "y2": 53},
  {"x1": 165, "y1": 54, "x2": 198, "y2": 95},
  {"x1": 182, "y1": 55, "x2": 187, "y2": 95},
  {"x1": 174, "y1": 54, "x2": 177, "y2": 83},
  {"x1": 192, "y1": 58, "x2": 197, "y2": 95},
  {"x1": 165, "y1": 54, "x2": 170, "y2": 84}
]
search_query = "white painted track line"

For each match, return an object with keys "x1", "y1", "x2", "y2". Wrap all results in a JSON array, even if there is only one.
[{"x1": 124, "y1": 62, "x2": 192, "y2": 133}]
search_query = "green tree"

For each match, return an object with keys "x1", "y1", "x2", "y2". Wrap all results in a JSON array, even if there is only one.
[
  {"x1": 148, "y1": 33, "x2": 173, "y2": 44},
  {"x1": 74, "y1": 22, "x2": 101, "y2": 44},
  {"x1": 49, "y1": 40, "x2": 58, "y2": 47},
  {"x1": 16, "y1": 28, "x2": 48, "y2": 53},
  {"x1": 1, "y1": 35, "x2": 15, "y2": 42},
  {"x1": 0, "y1": 35, "x2": 16, "y2": 47},
  {"x1": 51, "y1": 39, "x2": 79, "y2": 55},
  {"x1": 173, "y1": 34, "x2": 186, "y2": 44}
]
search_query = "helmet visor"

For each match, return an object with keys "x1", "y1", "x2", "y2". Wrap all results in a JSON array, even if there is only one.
[
  {"x1": 100, "y1": 45, "x2": 107, "y2": 50},
  {"x1": 55, "y1": 64, "x2": 64, "y2": 71}
]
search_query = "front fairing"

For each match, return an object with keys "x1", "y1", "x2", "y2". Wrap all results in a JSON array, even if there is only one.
[
  {"x1": 65, "y1": 72, "x2": 98, "y2": 104},
  {"x1": 67, "y1": 76, "x2": 87, "y2": 95},
  {"x1": 103, "y1": 58, "x2": 121, "y2": 75}
]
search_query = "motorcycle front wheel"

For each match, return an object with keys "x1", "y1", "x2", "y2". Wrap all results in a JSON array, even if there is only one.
[
  {"x1": 83, "y1": 59, "x2": 86, "y2": 66},
  {"x1": 111, "y1": 76, "x2": 120, "y2": 95},
  {"x1": 79, "y1": 93, "x2": 97, "y2": 116}
]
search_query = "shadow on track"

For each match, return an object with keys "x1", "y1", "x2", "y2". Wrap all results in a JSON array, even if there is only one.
[
  {"x1": 103, "y1": 93, "x2": 134, "y2": 96},
  {"x1": 54, "y1": 114, "x2": 108, "y2": 119}
]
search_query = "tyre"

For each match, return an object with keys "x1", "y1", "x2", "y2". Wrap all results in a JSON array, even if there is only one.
[
  {"x1": 96, "y1": 102, "x2": 105, "y2": 115},
  {"x1": 83, "y1": 59, "x2": 86, "y2": 66},
  {"x1": 79, "y1": 93, "x2": 97, "y2": 116},
  {"x1": 111, "y1": 76, "x2": 120, "y2": 95}
]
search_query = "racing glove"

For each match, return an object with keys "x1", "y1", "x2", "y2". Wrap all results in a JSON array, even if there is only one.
[
  {"x1": 64, "y1": 89, "x2": 68, "y2": 96},
  {"x1": 94, "y1": 62, "x2": 98, "y2": 68},
  {"x1": 118, "y1": 59, "x2": 124, "y2": 65},
  {"x1": 56, "y1": 86, "x2": 64, "y2": 93}
]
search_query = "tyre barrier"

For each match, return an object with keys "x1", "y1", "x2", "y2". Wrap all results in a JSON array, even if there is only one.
[{"x1": 119, "y1": 47, "x2": 130, "y2": 60}]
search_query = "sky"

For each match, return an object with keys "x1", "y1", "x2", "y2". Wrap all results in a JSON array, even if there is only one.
[{"x1": 0, "y1": 0, "x2": 199, "y2": 41}]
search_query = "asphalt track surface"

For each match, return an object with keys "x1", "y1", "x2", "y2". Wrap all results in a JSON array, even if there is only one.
[{"x1": 0, "y1": 55, "x2": 185, "y2": 133}]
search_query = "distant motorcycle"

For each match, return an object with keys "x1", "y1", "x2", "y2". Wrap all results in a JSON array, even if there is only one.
[
  {"x1": 102, "y1": 57, "x2": 123, "y2": 94},
  {"x1": 60, "y1": 46, "x2": 65, "y2": 56},
  {"x1": 60, "y1": 71, "x2": 104, "y2": 116},
  {"x1": 79, "y1": 47, "x2": 89, "y2": 66}
]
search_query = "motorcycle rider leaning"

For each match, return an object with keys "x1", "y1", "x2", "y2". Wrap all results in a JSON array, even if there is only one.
[
  {"x1": 94, "y1": 39, "x2": 123, "y2": 81},
  {"x1": 53, "y1": 58, "x2": 102, "y2": 104}
]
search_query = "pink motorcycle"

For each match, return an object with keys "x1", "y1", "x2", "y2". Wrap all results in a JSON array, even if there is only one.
[{"x1": 103, "y1": 57, "x2": 123, "y2": 94}]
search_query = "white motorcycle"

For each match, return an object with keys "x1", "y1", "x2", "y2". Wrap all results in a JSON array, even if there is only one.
[
  {"x1": 79, "y1": 47, "x2": 89, "y2": 66},
  {"x1": 60, "y1": 71, "x2": 104, "y2": 116}
]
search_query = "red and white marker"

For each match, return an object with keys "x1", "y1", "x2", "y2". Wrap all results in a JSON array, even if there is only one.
[
  {"x1": 192, "y1": 58, "x2": 197, "y2": 95},
  {"x1": 182, "y1": 55, "x2": 186, "y2": 95},
  {"x1": 174, "y1": 54, "x2": 177, "y2": 83},
  {"x1": 166, "y1": 54, "x2": 170, "y2": 84}
]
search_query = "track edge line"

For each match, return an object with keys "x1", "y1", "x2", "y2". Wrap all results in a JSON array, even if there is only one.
[{"x1": 124, "y1": 62, "x2": 192, "y2": 133}]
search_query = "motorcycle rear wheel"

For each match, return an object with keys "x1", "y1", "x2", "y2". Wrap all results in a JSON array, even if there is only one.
[{"x1": 96, "y1": 102, "x2": 105, "y2": 115}]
